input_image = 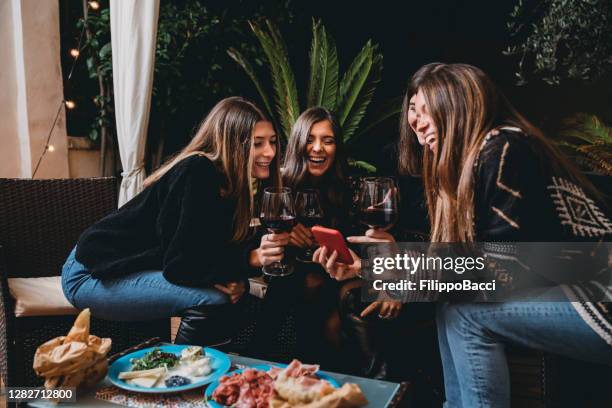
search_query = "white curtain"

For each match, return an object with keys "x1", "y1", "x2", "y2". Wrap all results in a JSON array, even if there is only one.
[{"x1": 110, "y1": 0, "x2": 160, "y2": 206}]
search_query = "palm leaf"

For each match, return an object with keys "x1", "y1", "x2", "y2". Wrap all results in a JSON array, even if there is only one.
[
  {"x1": 306, "y1": 19, "x2": 323, "y2": 107},
  {"x1": 249, "y1": 21, "x2": 299, "y2": 140},
  {"x1": 558, "y1": 113, "x2": 612, "y2": 175},
  {"x1": 265, "y1": 20, "x2": 300, "y2": 133},
  {"x1": 336, "y1": 41, "x2": 374, "y2": 126},
  {"x1": 306, "y1": 19, "x2": 339, "y2": 109},
  {"x1": 560, "y1": 113, "x2": 612, "y2": 144},
  {"x1": 341, "y1": 52, "x2": 383, "y2": 142},
  {"x1": 348, "y1": 159, "x2": 377, "y2": 173},
  {"x1": 227, "y1": 47, "x2": 275, "y2": 122}
]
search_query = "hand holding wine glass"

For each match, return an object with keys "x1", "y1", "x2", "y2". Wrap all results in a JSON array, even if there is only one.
[
  {"x1": 294, "y1": 189, "x2": 324, "y2": 261},
  {"x1": 259, "y1": 187, "x2": 296, "y2": 276},
  {"x1": 359, "y1": 177, "x2": 398, "y2": 231}
]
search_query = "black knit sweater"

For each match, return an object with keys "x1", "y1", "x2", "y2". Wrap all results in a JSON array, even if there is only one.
[
  {"x1": 476, "y1": 128, "x2": 612, "y2": 346},
  {"x1": 75, "y1": 155, "x2": 258, "y2": 286}
]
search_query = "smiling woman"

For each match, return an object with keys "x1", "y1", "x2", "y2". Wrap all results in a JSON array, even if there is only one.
[
  {"x1": 283, "y1": 107, "x2": 348, "y2": 228},
  {"x1": 411, "y1": 90, "x2": 438, "y2": 153},
  {"x1": 251, "y1": 121, "x2": 277, "y2": 179},
  {"x1": 60, "y1": 96, "x2": 284, "y2": 346}
]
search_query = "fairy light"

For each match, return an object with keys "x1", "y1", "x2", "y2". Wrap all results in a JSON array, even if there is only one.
[
  {"x1": 88, "y1": 1, "x2": 100, "y2": 10},
  {"x1": 33, "y1": 22, "x2": 87, "y2": 179}
]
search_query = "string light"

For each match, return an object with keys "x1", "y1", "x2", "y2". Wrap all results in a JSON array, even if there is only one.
[
  {"x1": 33, "y1": 20, "x2": 85, "y2": 178},
  {"x1": 88, "y1": 1, "x2": 100, "y2": 10}
]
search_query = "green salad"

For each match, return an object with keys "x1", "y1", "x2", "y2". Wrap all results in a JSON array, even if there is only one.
[{"x1": 130, "y1": 348, "x2": 179, "y2": 370}]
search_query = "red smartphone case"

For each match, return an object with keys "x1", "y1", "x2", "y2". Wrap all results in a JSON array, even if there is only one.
[{"x1": 311, "y1": 226, "x2": 354, "y2": 265}]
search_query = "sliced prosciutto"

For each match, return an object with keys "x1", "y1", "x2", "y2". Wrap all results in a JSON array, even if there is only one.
[{"x1": 211, "y1": 368, "x2": 274, "y2": 408}]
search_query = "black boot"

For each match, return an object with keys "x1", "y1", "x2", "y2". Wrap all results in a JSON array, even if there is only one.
[
  {"x1": 175, "y1": 303, "x2": 237, "y2": 349},
  {"x1": 339, "y1": 287, "x2": 388, "y2": 379}
]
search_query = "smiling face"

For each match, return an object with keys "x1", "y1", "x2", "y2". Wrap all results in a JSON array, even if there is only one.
[
  {"x1": 306, "y1": 119, "x2": 336, "y2": 179},
  {"x1": 412, "y1": 89, "x2": 438, "y2": 153},
  {"x1": 250, "y1": 121, "x2": 277, "y2": 179}
]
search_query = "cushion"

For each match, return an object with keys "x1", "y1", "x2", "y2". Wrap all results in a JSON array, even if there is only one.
[{"x1": 8, "y1": 276, "x2": 79, "y2": 317}]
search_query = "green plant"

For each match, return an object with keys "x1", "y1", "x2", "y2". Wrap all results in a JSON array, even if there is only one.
[
  {"x1": 557, "y1": 113, "x2": 612, "y2": 175},
  {"x1": 74, "y1": 1, "x2": 294, "y2": 171},
  {"x1": 228, "y1": 19, "x2": 400, "y2": 171},
  {"x1": 78, "y1": 7, "x2": 113, "y2": 142},
  {"x1": 504, "y1": 0, "x2": 612, "y2": 85}
]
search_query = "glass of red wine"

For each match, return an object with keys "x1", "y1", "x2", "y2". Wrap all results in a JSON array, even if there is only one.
[
  {"x1": 260, "y1": 187, "x2": 296, "y2": 276},
  {"x1": 295, "y1": 189, "x2": 324, "y2": 262},
  {"x1": 359, "y1": 177, "x2": 398, "y2": 231}
]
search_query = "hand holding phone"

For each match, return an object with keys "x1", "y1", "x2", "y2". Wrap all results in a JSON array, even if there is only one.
[{"x1": 311, "y1": 226, "x2": 354, "y2": 265}]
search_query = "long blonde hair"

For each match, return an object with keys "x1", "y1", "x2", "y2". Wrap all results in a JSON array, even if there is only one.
[
  {"x1": 144, "y1": 97, "x2": 281, "y2": 241},
  {"x1": 406, "y1": 64, "x2": 593, "y2": 242}
]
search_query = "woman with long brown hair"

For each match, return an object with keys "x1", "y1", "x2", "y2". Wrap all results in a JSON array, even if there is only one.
[
  {"x1": 62, "y1": 97, "x2": 288, "y2": 345},
  {"x1": 278, "y1": 106, "x2": 350, "y2": 363},
  {"x1": 314, "y1": 63, "x2": 612, "y2": 406}
]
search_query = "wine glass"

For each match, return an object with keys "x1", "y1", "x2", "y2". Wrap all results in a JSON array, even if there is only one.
[
  {"x1": 294, "y1": 189, "x2": 324, "y2": 262},
  {"x1": 359, "y1": 177, "x2": 398, "y2": 231},
  {"x1": 260, "y1": 187, "x2": 296, "y2": 276}
]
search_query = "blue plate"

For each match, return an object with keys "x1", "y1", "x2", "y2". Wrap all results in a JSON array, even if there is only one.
[
  {"x1": 108, "y1": 345, "x2": 231, "y2": 394},
  {"x1": 205, "y1": 363, "x2": 340, "y2": 407}
]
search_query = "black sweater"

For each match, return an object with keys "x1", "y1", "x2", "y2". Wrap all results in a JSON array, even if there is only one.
[
  {"x1": 476, "y1": 129, "x2": 612, "y2": 345},
  {"x1": 76, "y1": 155, "x2": 257, "y2": 286}
]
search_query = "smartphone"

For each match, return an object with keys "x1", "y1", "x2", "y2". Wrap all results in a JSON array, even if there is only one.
[{"x1": 311, "y1": 226, "x2": 354, "y2": 265}]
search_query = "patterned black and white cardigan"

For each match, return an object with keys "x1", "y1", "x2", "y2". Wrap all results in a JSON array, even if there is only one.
[{"x1": 475, "y1": 127, "x2": 612, "y2": 346}]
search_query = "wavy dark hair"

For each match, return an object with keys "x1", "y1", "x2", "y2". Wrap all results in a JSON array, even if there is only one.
[{"x1": 283, "y1": 107, "x2": 347, "y2": 223}]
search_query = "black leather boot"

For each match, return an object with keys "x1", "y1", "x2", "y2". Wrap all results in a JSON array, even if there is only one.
[
  {"x1": 174, "y1": 303, "x2": 237, "y2": 349},
  {"x1": 339, "y1": 287, "x2": 388, "y2": 379}
]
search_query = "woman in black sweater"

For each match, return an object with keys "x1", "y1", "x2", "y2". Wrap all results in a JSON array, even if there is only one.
[
  {"x1": 61, "y1": 97, "x2": 288, "y2": 345},
  {"x1": 314, "y1": 64, "x2": 611, "y2": 406}
]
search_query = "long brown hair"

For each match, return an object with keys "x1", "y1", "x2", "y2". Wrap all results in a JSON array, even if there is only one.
[
  {"x1": 405, "y1": 63, "x2": 594, "y2": 242},
  {"x1": 283, "y1": 107, "x2": 347, "y2": 217},
  {"x1": 144, "y1": 96, "x2": 281, "y2": 241},
  {"x1": 398, "y1": 63, "x2": 442, "y2": 176}
]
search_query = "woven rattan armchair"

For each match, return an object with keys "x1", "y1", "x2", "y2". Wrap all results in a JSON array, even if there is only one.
[{"x1": 0, "y1": 178, "x2": 170, "y2": 387}]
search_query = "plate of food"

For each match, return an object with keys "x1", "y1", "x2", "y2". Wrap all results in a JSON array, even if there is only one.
[
  {"x1": 108, "y1": 345, "x2": 230, "y2": 393},
  {"x1": 205, "y1": 359, "x2": 367, "y2": 408}
]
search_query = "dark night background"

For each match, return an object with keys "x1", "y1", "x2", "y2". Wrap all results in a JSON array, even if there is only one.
[{"x1": 60, "y1": 0, "x2": 612, "y2": 165}]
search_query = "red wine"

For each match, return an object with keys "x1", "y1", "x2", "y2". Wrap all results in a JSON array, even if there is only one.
[
  {"x1": 360, "y1": 208, "x2": 397, "y2": 229},
  {"x1": 298, "y1": 215, "x2": 324, "y2": 228},
  {"x1": 261, "y1": 216, "x2": 297, "y2": 232}
]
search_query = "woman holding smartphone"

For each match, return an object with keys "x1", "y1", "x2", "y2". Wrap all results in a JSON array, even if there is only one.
[
  {"x1": 62, "y1": 96, "x2": 288, "y2": 346},
  {"x1": 283, "y1": 107, "x2": 406, "y2": 376},
  {"x1": 315, "y1": 63, "x2": 612, "y2": 406},
  {"x1": 253, "y1": 107, "x2": 350, "y2": 361}
]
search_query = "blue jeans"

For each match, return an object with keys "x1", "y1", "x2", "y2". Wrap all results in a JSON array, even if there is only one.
[
  {"x1": 437, "y1": 287, "x2": 612, "y2": 408},
  {"x1": 61, "y1": 247, "x2": 229, "y2": 321}
]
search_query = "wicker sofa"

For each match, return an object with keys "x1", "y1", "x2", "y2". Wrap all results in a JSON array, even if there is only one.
[{"x1": 0, "y1": 178, "x2": 170, "y2": 387}]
